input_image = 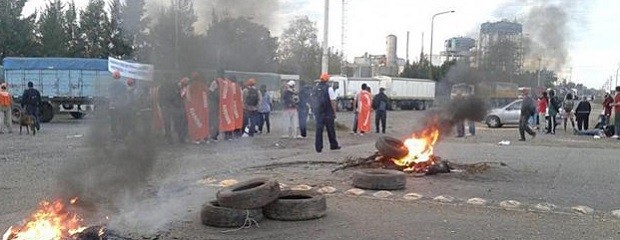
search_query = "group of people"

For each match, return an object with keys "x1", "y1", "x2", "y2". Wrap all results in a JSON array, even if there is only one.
[
  {"x1": 351, "y1": 84, "x2": 391, "y2": 135},
  {"x1": 0, "y1": 81, "x2": 43, "y2": 134},
  {"x1": 518, "y1": 86, "x2": 620, "y2": 141},
  {"x1": 108, "y1": 71, "x2": 342, "y2": 153}
]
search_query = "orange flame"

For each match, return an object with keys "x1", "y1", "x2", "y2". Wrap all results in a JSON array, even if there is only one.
[
  {"x1": 392, "y1": 126, "x2": 440, "y2": 171},
  {"x1": 2, "y1": 199, "x2": 86, "y2": 240}
]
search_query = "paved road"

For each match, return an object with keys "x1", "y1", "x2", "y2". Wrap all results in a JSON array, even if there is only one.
[{"x1": 1, "y1": 112, "x2": 619, "y2": 239}]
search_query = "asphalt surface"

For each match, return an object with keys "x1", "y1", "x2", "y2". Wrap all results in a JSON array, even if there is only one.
[{"x1": 1, "y1": 111, "x2": 619, "y2": 239}]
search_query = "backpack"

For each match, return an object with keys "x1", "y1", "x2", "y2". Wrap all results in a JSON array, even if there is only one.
[
  {"x1": 246, "y1": 88, "x2": 259, "y2": 106},
  {"x1": 311, "y1": 83, "x2": 331, "y2": 115}
]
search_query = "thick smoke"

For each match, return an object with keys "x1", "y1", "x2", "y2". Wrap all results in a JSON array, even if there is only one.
[
  {"x1": 193, "y1": 0, "x2": 280, "y2": 32},
  {"x1": 420, "y1": 98, "x2": 488, "y2": 137}
]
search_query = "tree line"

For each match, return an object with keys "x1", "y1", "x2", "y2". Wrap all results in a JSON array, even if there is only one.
[{"x1": 0, "y1": 0, "x2": 342, "y2": 81}]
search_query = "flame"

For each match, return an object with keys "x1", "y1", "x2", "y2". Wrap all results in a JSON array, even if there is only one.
[
  {"x1": 392, "y1": 126, "x2": 440, "y2": 171},
  {"x1": 2, "y1": 199, "x2": 86, "y2": 240}
]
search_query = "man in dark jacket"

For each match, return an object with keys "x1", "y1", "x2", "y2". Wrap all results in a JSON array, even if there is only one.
[
  {"x1": 298, "y1": 80, "x2": 312, "y2": 138},
  {"x1": 547, "y1": 90, "x2": 560, "y2": 134},
  {"x1": 159, "y1": 77, "x2": 187, "y2": 143},
  {"x1": 575, "y1": 96, "x2": 592, "y2": 131},
  {"x1": 519, "y1": 88, "x2": 537, "y2": 141},
  {"x1": 312, "y1": 73, "x2": 340, "y2": 153},
  {"x1": 372, "y1": 87, "x2": 389, "y2": 134},
  {"x1": 21, "y1": 81, "x2": 42, "y2": 130}
]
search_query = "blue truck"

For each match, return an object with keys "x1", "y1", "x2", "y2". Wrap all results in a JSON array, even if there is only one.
[{"x1": 2, "y1": 57, "x2": 112, "y2": 122}]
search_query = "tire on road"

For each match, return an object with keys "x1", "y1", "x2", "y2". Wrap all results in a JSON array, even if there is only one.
[
  {"x1": 200, "y1": 200, "x2": 263, "y2": 228},
  {"x1": 216, "y1": 177, "x2": 280, "y2": 209},
  {"x1": 263, "y1": 190, "x2": 327, "y2": 221},
  {"x1": 375, "y1": 136, "x2": 409, "y2": 159},
  {"x1": 352, "y1": 169, "x2": 406, "y2": 190}
]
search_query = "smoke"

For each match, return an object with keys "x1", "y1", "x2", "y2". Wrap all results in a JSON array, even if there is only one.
[
  {"x1": 193, "y1": 0, "x2": 280, "y2": 32},
  {"x1": 421, "y1": 97, "x2": 488, "y2": 136}
]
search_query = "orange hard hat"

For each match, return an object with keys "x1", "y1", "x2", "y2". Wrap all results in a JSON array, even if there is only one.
[
  {"x1": 112, "y1": 70, "x2": 121, "y2": 79},
  {"x1": 126, "y1": 78, "x2": 135, "y2": 86},
  {"x1": 320, "y1": 72, "x2": 330, "y2": 81}
]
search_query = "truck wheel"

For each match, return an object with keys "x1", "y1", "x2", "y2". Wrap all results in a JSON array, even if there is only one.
[
  {"x1": 70, "y1": 112, "x2": 85, "y2": 119},
  {"x1": 390, "y1": 101, "x2": 399, "y2": 111},
  {"x1": 39, "y1": 103, "x2": 54, "y2": 123}
]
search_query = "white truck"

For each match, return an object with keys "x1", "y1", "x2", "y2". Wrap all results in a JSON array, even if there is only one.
[{"x1": 329, "y1": 76, "x2": 435, "y2": 111}]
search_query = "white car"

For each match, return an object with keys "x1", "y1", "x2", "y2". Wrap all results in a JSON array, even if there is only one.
[{"x1": 485, "y1": 99, "x2": 523, "y2": 128}]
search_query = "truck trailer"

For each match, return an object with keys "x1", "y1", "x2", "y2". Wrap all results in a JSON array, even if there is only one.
[{"x1": 3, "y1": 57, "x2": 112, "y2": 122}]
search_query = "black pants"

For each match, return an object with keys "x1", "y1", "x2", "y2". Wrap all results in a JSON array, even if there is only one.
[
  {"x1": 352, "y1": 112, "x2": 358, "y2": 133},
  {"x1": 519, "y1": 114, "x2": 535, "y2": 139},
  {"x1": 576, "y1": 113, "x2": 590, "y2": 131},
  {"x1": 547, "y1": 114, "x2": 557, "y2": 133},
  {"x1": 258, "y1": 112, "x2": 270, "y2": 133},
  {"x1": 375, "y1": 110, "x2": 386, "y2": 133},
  {"x1": 209, "y1": 105, "x2": 219, "y2": 140},
  {"x1": 162, "y1": 106, "x2": 187, "y2": 143},
  {"x1": 315, "y1": 114, "x2": 339, "y2": 152}
]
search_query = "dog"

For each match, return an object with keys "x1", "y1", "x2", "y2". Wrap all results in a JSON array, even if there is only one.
[{"x1": 19, "y1": 111, "x2": 36, "y2": 135}]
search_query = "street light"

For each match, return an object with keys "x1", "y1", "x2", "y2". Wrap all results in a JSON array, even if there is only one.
[{"x1": 429, "y1": 10, "x2": 455, "y2": 80}]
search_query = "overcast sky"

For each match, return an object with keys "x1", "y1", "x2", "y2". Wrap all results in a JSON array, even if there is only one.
[{"x1": 23, "y1": 0, "x2": 620, "y2": 89}]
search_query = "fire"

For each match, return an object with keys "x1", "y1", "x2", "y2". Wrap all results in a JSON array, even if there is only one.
[
  {"x1": 392, "y1": 126, "x2": 440, "y2": 172},
  {"x1": 2, "y1": 199, "x2": 86, "y2": 240}
]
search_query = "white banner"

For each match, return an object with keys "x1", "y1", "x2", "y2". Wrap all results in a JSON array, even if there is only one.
[{"x1": 108, "y1": 57, "x2": 154, "y2": 81}]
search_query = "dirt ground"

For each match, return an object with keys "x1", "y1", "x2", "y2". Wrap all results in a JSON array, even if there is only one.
[{"x1": 1, "y1": 107, "x2": 619, "y2": 239}]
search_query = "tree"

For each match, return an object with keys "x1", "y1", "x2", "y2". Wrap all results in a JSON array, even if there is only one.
[
  {"x1": 278, "y1": 16, "x2": 321, "y2": 80},
  {"x1": 64, "y1": 0, "x2": 81, "y2": 57},
  {"x1": 108, "y1": 0, "x2": 132, "y2": 58},
  {"x1": 37, "y1": 0, "x2": 68, "y2": 57},
  {"x1": 205, "y1": 16, "x2": 278, "y2": 72},
  {"x1": 121, "y1": 0, "x2": 150, "y2": 60},
  {"x1": 149, "y1": 0, "x2": 198, "y2": 71},
  {"x1": 0, "y1": 0, "x2": 38, "y2": 59},
  {"x1": 78, "y1": 0, "x2": 111, "y2": 58}
]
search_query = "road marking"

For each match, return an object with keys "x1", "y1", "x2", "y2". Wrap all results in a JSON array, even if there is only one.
[
  {"x1": 500, "y1": 200, "x2": 521, "y2": 208},
  {"x1": 467, "y1": 198, "x2": 488, "y2": 205},
  {"x1": 403, "y1": 193, "x2": 423, "y2": 201},
  {"x1": 373, "y1": 191, "x2": 394, "y2": 198}
]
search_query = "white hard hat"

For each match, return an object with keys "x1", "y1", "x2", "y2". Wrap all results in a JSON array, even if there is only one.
[{"x1": 287, "y1": 80, "x2": 296, "y2": 86}]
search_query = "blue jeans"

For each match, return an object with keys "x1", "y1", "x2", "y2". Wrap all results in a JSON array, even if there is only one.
[{"x1": 468, "y1": 120, "x2": 475, "y2": 135}]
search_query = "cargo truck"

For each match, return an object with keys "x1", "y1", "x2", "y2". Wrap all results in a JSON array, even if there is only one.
[
  {"x1": 330, "y1": 76, "x2": 435, "y2": 111},
  {"x1": 450, "y1": 81, "x2": 520, "y2": 108},
  {"x1": 3, "y1": 57, "x2": 112, "y2": 122}
]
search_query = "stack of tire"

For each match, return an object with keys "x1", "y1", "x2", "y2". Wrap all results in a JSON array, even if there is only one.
[{"x1": 201, "y1": 177, "x2": 327, "y2": 228}]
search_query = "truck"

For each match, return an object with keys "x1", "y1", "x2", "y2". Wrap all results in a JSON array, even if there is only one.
[
  {"x1": 330, "y1": 76, "x2": 435, "y2": 111},
  {"x1": 450, "y1": 81, "x2": 520, "y2": 108},
  {"x1": 3, "y1": 57, "x2": 112, "y2": 122}
]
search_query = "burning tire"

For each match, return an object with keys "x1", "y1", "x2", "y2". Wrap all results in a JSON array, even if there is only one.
[
  {"x1": 216, "y1": 177, "x2": 280, "y2": 209},
  {"x1": 352, "y1": 169, "x2": 406, "y2": 190},
  {"x1": 263, "y1": 190, "x2": 327, "y2": 221},
  {"x1": 375, "y1": 136, "x2": 409, "y2": 159},
  {"x1": 200, "y1": 200, "x2": 263, "y2": 228}
]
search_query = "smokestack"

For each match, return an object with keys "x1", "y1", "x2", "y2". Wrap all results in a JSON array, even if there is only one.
[
  {"x1": 406, "y1": 31, "x2": 410, "y2": 63},
  {"x1": 386, "y1": 34, "x2": 397, "y2": 67},
  {"x1": 321, "y1": 0, "x2": 330, "y2": 74}
]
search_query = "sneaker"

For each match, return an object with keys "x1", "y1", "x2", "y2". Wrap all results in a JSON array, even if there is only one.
[
  {"x1": 612, "y1": 135, "x2": 619, "y2": 139},
  {"x1": 295, "y1": 135, "x2": 303, "y2": 139},
  {"x1": 518, "y1": 138, "x2": 526, "y2": 141}
]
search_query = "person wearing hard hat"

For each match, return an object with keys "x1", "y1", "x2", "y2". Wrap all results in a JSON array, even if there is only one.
[
  {"x1": 311, "y1": 73, "x2": 340, "y2": 152},
  {"x1": 282, "y1": 80, "x2": 300, "y2": 138},
  {"x1": 0, "y1": 83, "x2": 13, "y2": 134}
]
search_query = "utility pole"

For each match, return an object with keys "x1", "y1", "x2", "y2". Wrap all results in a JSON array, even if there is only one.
[
  {"x1": 340, "y1": 0, "x2": 347, "y2": 76},
  {"x1": 321, "y1": 0, "x2": 330, "y2": 74},
  {"x1": 428, "y1": 10, "x2": 455, "y2": 80},
  {"x1": 615, "y1": 64, "x2": 620, "y2": 88}
]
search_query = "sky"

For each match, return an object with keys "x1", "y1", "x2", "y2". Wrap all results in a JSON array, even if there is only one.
[{"x1": 22, "y1": 0, "x2": 620, "y2": 90}]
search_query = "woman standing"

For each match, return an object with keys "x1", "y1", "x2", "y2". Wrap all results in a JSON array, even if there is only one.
[
  {"x1": 258, "y1": 84, "x2": 272, "y2": 134},
  {"x1": 562, "y1": 93, "x2": 576, "y2": 131}
]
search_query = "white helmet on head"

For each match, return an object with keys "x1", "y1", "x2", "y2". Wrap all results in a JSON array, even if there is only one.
[{"x1": 287, "y1": 80, "x2": 296, "y2": 87}]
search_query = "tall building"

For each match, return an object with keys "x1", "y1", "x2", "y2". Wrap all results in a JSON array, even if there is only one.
[
  {"x1": 442, "y1": 37, "x2": 476, "y2": 61},
  {"x1": 477, "y1": 20, "x2": 523, "y2": 75}
]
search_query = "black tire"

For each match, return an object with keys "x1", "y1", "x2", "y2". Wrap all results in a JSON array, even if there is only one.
[
  {"x1": 11, "y1": 105, "x2": 21, "y2": 124},
  {"x1": 39, "y1": 102, "x2": 54, "y2": 123},
  {"x1": 70, "y1": 112, "x2": 85, "y2": 119},
  {"x1": 263, "y1": 190, "x2": 326, "y2": 221},
  {"x1": 352, "y1": 169, "x2": 406, "y2": 190},
  {"x1": 200, "y1": 200, "x2": 263, "y2": 228},
  {"x1": 486, "y1": 115, "x2": 501, "y2": 128},
  {"x1": 217, "y1": 178, "x2": 280, "y2": 209},
  {"x1": 375, "y1": 136, "x2": 409, "y2": 159}
]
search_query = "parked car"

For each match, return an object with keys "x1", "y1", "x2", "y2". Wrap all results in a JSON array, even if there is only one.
[{"x1": 485, "y1": 99, "x2": 560, "y2": 128}]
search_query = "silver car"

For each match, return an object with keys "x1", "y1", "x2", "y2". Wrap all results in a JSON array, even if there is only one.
[{"x1": 485, "y1": 99, "x2": 523, "y2": 128}]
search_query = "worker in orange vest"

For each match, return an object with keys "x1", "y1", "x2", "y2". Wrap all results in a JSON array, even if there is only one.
[
  {"x1": 356, "y1": 84, "x2": 372, "y2": 134},
  {"x1": 0, "y1": 83, "x2": 13, "y2": 134}
]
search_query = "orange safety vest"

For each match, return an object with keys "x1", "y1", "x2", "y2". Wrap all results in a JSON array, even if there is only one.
[
  {"x1": 357, "y1": 90, "x2": 372, "y2": 133},
  {"x1": 231, "y1": 82, "x2": 244, "y2": 130},
  {"x1": 0, "y1": 91, "x2": 12, "y2": 107},
  {"x1": 184, "y1": 80, "x2": 210, "y2": 142},
  {"x1": 219, "y1": 78, "x2": 235, "y2": 132}
]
